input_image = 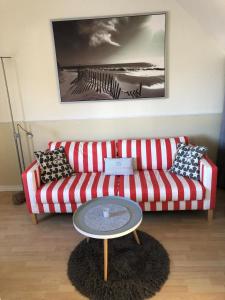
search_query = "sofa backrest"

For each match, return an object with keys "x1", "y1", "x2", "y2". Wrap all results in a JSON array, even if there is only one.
[
  {"x1": 117, "y1": 136, "x2": 189, "y2": 170},
  {"x1": 48, "y1": 140, "x2": 116, "y2": 173}
]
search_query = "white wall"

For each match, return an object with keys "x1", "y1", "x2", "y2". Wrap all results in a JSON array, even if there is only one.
[
  {"x1": 0, "y1": 0, "x2": 224, "y2": 122},
  {"x1": 177, "y1": 0, "x2": 225, "y2": 52},
  {"x1": 0, "y1": 0, "x2": 224, "y2": 187}
]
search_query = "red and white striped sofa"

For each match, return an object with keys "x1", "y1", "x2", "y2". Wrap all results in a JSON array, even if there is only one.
[{"x1": 22, "y1": 136, "x2": 217, "y2": 224}]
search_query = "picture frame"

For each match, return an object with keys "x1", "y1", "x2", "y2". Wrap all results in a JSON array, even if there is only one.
[{"x1": 51, "y1": 12, "x2": 167, "y2": 102}]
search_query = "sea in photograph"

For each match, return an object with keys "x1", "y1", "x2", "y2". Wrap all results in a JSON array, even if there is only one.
[{"x1": 58, "y1": 62, "x2": 165, "y2": 101}]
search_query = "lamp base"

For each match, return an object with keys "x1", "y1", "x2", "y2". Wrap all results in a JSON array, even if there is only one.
[{"x1": 12, "y1": 191, "x2": 26, "y2": 205}]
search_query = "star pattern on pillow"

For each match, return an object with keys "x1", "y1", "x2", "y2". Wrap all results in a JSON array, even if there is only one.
[
  {"x1": 169, "y1": 143, "x2": 207, "y2": 180},
  {"x1": 34, "y1": 147, "x2": 74, "y2": 184}
]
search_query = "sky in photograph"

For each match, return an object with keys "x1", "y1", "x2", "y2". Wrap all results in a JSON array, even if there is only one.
[{"x1": 53, "y1": 14, "x2": 165, "y2": 67}]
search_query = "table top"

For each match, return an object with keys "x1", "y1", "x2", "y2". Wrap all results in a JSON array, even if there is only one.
[{"x1": 73, "y1": 196, "x2": 143, "y2": 239}]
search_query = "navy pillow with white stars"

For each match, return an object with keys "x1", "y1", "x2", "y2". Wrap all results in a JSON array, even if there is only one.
[{"x1": 169, "y1": 143, "x2": 207, "y2": 180}]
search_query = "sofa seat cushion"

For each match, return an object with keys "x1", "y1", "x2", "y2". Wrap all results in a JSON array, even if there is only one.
[
  {"x1": 36, "y1": 172, "x2": 118, "y2": 205},
  {"x1": 118, "y1": 170, "x2": 205, "y2": 202}
]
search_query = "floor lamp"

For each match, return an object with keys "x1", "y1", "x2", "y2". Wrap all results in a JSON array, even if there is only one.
[{"x1": 1, "y1": 56, "x2": 33, "y2": 204}]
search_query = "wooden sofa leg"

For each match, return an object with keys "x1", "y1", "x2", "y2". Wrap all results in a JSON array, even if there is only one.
[
  {"x1": 31, "y1": 213, "x2": 38, "y2": 225},
  {"x1": 207, "y1": 209, "x2": 213, "y2": 223}
]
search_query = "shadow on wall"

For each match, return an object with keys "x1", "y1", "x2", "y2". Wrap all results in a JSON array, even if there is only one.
[{"x1": 190, "y1": 135, "x2": 218, "y2": 162}]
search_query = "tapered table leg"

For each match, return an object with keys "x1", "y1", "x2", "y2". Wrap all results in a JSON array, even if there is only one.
[
  {"x1": 133, "y1": 230, "x2": 141, "y2": 245},
  {"x1": 104, "y1": 239, "x2": 108, "y2": 281}
]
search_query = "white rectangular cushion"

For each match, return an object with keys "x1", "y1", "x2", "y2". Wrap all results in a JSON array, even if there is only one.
[{"x1": 104, "y1": 158, "x2": 134, "y2": 175}]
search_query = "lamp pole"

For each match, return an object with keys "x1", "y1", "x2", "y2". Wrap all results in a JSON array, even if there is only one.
[
  {"x1": 1, "y1": 57, "x2": 33, "y2": 204},
  {"x1": 1, "y1": 57, "x2": 23, "y2": 174}
]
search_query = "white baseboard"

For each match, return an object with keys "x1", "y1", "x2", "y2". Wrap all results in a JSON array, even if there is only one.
[{"x1": 0, "y1": 185, "x2": 23, "y2": 192}]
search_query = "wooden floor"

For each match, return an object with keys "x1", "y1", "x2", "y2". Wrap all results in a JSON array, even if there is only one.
[{"x1": 0, "y1": 191, "x2": 225, "y2": 300}]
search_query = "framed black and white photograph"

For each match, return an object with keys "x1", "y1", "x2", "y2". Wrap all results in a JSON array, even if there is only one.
[{"x1": 52, "y1": 12, "x2": 167, "y2": 102}]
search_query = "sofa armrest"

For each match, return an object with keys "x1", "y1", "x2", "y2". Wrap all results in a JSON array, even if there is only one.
[
  {"x1": 199, "y1": 156, "x2": 218, "y2": 209},
  {"x1": 22, "y1": 161, "x2": 41, "y2": 213}
]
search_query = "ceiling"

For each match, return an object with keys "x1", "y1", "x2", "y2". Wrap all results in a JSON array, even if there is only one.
[{"x1": 177, "y1": 0, "x2": 225, "y2": 53}]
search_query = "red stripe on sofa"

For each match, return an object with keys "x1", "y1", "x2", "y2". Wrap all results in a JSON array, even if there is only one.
[
  {"x1": 92, "y1": 142, "x2": 98, "y2": 172},
  {"x1": 80, "y1": 172, "x2": 92, "y2": 202},
  {"x1": 174, "y1": 137, "x2": 180, "y2": 144},
  {"x1": 184, "y1": 136, "x2": 189, "y2": 144},
  {"x1": 82, "y1": 142, "x2": 88, "y2": 173},
  {"x1": 170, "y1": 173, "x2": 184, "y2": 200},
  {"x1": 139, "y1": 171, "x2": 149, "y2": 202},
  {"x1": 73, "y1": 142, "x2": 80, "y2": 172},
  {"x1": 64, "y1": 141, "x2": 71, "y2": 162},
  {"x1": 101, "y1": 142, "x2": 107, "y2": 171},
  {"x1": 22, "y1": 161, "x2": 43, "y2": 214},
  {"x1": 48, "y1": 141, "x2": 52, "y2": 149},
  {"x1": 151, "y1": 202, "x2": 156, "y2": 211},
  {"x1": 46, "y1": 181, "x2": 57, "y2": 212},
  {"x1": 136, "y1": 140, "x2": 142, "y2": 170},
  {"x1": 117, "y1": 140, "x2": 122, "y2": 158},
  {"x1": 115, "y1": 175, "x2": 119, "y2": 195},
  {"x1": 119, "y1": 175, "x2": 125, "y2": 197},
  {"x1": 91, "y1": 172, "x2": 101, "y2": 198},
  {"x1": 149, "y1": 171, "x2": 161, "y2": 201},
  {"x1": 163, "y1": 171, "x2": 178, "y2": 201},
  {"x1": 57, "y1": 177, "x2": 71, "y2": 212},
  {"x1": 36, "y1": 181, "x2": 52, "y2": 208},
  {"x1": 162, "y1": 202, "x2": 168, "y2": 210},
  {"x1": 174, "y1": 201, "x2": 179, "y2": 210},
  {"x1": 68, "y1": 174, "x2": 82, "y2": 203},
  {"x1": 127, "y1": 140, "x2": 132, "y2": 157},
  {"x1": 146, "y1": 139, "x2": 152, "y2": 170},
  {"x1": 156, "y1": 139, "x2": 162, "y2": 169},
  {"x1": 129, "y1": 175, "x2": 136, "y2": 200},
  {"x1": 160, "y1": 139, "x2": 168, "y2": 170},
  {"x1": 22, "y1": 161, "x2": 37, "y2": 213},
  {"x1": 165, "y1": 139, "x2": 172, "y2": 169},
  {"x1": 159, "y1": 170, "x2": 172, "y2": 201},
  {"x1": 184, "y1": 177, "x2": 197, "y2": 200},
  {"x1": 102, "y1": 175, "x2": 110, "y2": 196},
  {"x1": 185, "y1": 201, "x2": 191, "y2": 210},
  {"x1": 71, "y1": 203, "x2": 78, "y2": 211},
  {"x1": 55, "y1": 141, "x2": 61, "y2": 148},
  {"x1": 51, "y1": 179, "x2": 66, "y2": 212},
  {"x1": 36, "y1": 187, "x2": 42, "y2": 207},
  {"x1": 197, "y1": 200, "x2": 204, "y2": 210},
  {"x1": 34, "y1": 170, "x2": 44, "y2": 213},
  {"x1": 111, "y1": 140, "x2": 116, "y2": 158}
]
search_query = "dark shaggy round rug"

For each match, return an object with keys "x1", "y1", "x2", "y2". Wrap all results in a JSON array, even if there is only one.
[{"x1": 68, "y1": 231, "x2": 170, "y2": 300}]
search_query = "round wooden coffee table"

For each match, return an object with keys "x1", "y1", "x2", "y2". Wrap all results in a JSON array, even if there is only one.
[{"x1": 73, "y1": 196, "x2": 143, "y2": 281}]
